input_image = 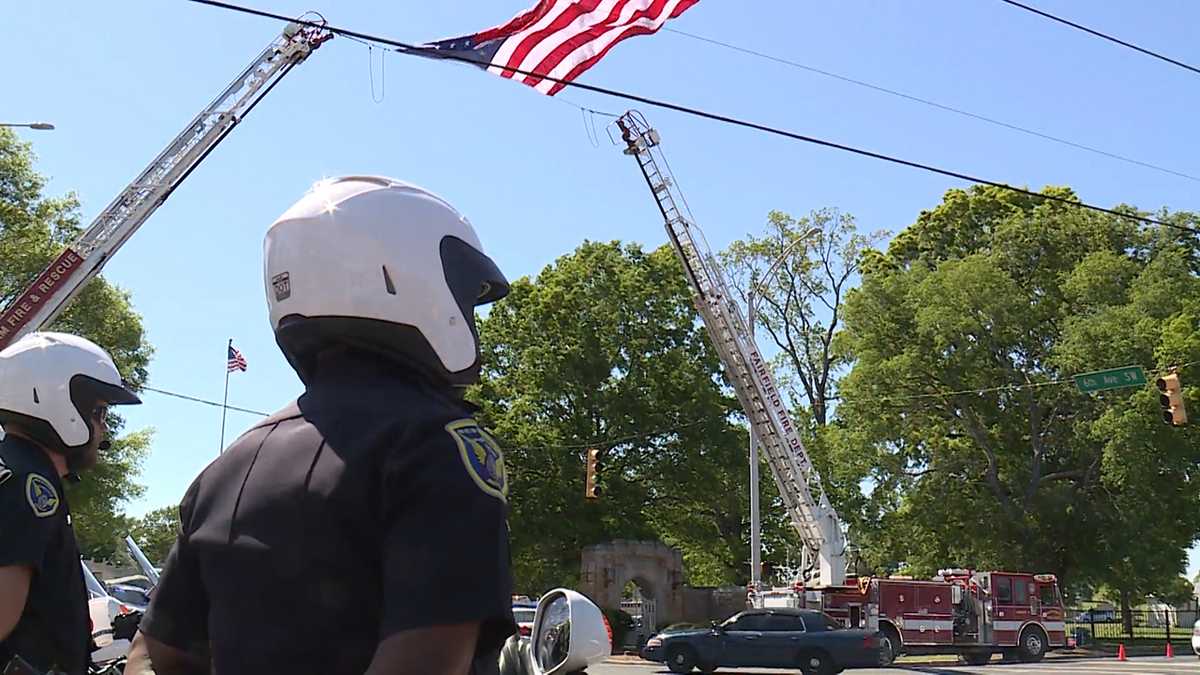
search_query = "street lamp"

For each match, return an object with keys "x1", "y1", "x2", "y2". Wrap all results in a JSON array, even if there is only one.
[
  {"x1": 745, "y1": 227, "x2": 820, "y2": 594},
  {"x1": 0, "y1": 122, "x2": 55, "y2": 130}
]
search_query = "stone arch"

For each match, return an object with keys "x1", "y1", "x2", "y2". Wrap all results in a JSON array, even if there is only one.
[{"x1": 580, "y1": 540, "x2": 685, "y2": 631}]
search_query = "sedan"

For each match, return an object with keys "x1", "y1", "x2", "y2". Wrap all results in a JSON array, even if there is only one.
[{"x1": 642, "y1": 608, "x2": 880, "y2": 674}]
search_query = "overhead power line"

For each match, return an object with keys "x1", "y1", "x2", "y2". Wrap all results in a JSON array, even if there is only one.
[
  {"x1": 998, "y1": 0, "x2": 1200, "y2": 77},
  {"x1": 143, "y1": 385, "x2": 270, "y2": 416},
  {"x1": 184, "y1": 0, "x2": 1200, "y2": 237},
  {"x1": 662, "y1": 27, "x2": 1200, "y2": 184}
]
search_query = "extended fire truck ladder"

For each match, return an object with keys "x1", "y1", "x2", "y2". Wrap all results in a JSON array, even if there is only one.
[
  {"x1": 0, "y1": 21, "x2": 332, "y2": 349},
  {"x1": 615, "y1": 111, "x2": 847, "y2": 587}
]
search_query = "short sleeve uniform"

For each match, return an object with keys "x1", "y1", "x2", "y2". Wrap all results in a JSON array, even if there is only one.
[
  {"x1": 141, "y1": 353, "x2": 516, "y2": 674},
  {"x1": 0, "y1": 437, "x2": 90, "y2": 675}
]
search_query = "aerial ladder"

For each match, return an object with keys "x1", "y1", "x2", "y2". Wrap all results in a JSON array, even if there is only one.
[
  {"x1": 614, "y1": 111, "x2": 847, "y2": 589},
  {"x1": 0, "y1": 20, "x2": 332, "y2": 349}
]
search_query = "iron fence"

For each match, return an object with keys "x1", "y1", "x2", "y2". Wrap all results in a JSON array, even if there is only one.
[{"x1": 1065, "y1": 605, "x2": 1199, "y2": 643}]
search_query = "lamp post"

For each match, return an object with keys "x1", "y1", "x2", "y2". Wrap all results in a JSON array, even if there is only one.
[
  {"x1": 0, "y1": 123, "x2": 55, "y2": 130},
  {"x1": 745, "y1": 227, "x2": 820, "y2": 593}
]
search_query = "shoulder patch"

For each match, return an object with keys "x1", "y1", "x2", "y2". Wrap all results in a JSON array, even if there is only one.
[
  {"x1": 0, "y1": 456, "x2": 10, "y2": 486},
  {"x1": 26, "y1": 473, "x2": 59, "y2": 518},
  {"x1": 445, "y1": 419, "x2": 508, "y2": 501}
]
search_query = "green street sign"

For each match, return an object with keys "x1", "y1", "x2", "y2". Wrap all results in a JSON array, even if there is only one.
[{"x1": 1074, "y1": 365, "x2": 1148, "y2": 393}]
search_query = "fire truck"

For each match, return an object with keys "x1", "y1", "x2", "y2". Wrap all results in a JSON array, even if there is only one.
[{"x1": 613, "y1": 114, "x2": 1068, "y2": 665}]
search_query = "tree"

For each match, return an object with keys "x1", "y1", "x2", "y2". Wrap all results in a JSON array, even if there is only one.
[
  {"x1": 0, "y1": 128, "x2": 154, "y2": 559},
  {"x1": 721, "y1": 209, "x2": 886, "y2": 427},
  {"x1": 473, "y1": 241, "x2": 794, "y2": 592},
  {"x1": 836, "y1": 185, "x2": 1200, "y2": 597},
  {"x1": 129, "y1": 504, "x2": 182, "y2": 564}
]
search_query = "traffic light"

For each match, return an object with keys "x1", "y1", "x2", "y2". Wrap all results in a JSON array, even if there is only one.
[
  {"x1": 1156, "y1": 373, "x2": 1188, "y2": 426},
  {"x1": 585, "y1": 448, "x2": 601, "y2": 499}
]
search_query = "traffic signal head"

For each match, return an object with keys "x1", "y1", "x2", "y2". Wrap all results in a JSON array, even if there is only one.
[
  {"x1": 585, "y1": 448, "x2": 602, "y2": 499},
  {"x1": 1156, "y1": 373, "x2": 1188, "y2": 426}
]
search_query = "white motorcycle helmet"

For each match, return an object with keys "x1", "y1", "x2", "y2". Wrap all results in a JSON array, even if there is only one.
[
  {"x1": 264, "y1": 176, "x2": 510, "y2": 386},
  {"x1": 0, "y1": 332, "x2": 140, "y2": 455}
]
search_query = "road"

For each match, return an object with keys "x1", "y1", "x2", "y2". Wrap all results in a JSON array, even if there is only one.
[{"x1": 589, "y1": 656, "x2": 1196, "y2": 675}]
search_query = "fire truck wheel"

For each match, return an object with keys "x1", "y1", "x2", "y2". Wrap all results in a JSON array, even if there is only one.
[
  {"x1": 666, "y1": 645, "x2": 698, "y2": 673},
  {"x1": 879, "y1": 627, "x2": 901, "y2": 665},
  {"x1": 1017, "y1": 626, "x2": 1048, "y2": 663},
  {"x1": 797, "y1": 649, "x2": 834, "y2": 675}
]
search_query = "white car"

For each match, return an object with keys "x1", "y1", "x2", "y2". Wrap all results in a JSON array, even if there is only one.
[{"x1": 1191, "y1": 618, "x2": 1200, "y2": 658}]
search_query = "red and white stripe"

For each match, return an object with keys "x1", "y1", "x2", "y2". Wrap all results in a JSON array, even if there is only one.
[{"x1": 483, "y1": 0, "x2": 699, "y2": 95}]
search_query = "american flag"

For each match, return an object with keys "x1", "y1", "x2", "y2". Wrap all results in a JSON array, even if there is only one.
[
  {"x1": 419, "y1": 0, "x2": 699, "y2": 96},
  {"x1": 227, "y1": 344, "x2": 248, "y2": 373}
]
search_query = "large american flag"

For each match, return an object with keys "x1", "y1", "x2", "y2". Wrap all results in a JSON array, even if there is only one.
[
  {"x1": 227, "y1": 344, "x2": 248, "y2": 373},
  {"x1": 420, "y1": 0, "x2": 699, "y2": 96}
]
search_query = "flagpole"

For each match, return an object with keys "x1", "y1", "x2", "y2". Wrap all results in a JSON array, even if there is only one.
[{"x1": 219, "y1": 338, "x2": 231, "y2": 454}]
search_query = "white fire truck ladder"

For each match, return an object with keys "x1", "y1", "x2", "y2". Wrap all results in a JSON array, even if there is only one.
[
  {"x1": 0, "y1": 20, "x2": 332, "y2": 349},
  {"x1": 615, "y1": 111, "x2": 847, "y2": 587}
]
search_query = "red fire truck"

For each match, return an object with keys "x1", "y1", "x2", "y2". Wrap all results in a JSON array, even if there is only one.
[{"x1": 806, "y1": 569, "x2": 1068, "y2": 665}]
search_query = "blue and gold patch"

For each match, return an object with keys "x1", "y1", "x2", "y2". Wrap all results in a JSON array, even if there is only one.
[
  {"x1": 445, "y1": 419, "x2": 508, "y2": 501},
  {"x1": 27, "y1": 473, "x2": 59, "y2": 518}
]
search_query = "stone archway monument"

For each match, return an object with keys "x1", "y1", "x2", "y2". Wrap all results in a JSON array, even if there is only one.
[{"x1": 580, "y1": 540, "x2": 686, "y2": 627}]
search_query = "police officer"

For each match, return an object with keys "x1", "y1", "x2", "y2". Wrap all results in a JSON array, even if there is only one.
[
  {"x1": 135, "y1": 177, "x2": 516, "y2": 675},
  {"x1": 0, "y1": 332, "x2": 141, "y2": 674}
]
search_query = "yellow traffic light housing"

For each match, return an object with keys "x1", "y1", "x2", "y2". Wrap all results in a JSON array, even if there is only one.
[
  {"x1": 1156, "y1": 373, "x2": 1188, "y2": 426},
  {"x1": 585, "y1": 448, "x2": 601, "y2": 499}
]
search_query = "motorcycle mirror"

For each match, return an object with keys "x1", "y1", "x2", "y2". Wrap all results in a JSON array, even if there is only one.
[{"x1": 531, "y1": 589, "x2": 611, "y2": 675}]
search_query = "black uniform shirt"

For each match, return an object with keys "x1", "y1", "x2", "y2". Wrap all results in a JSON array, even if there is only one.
[
  {"x1": 141, "y1": 352, "x2": 516, "y2": 674},
  {"x1": 0, "y1": 436, "x2": 89, "y2": 675}
]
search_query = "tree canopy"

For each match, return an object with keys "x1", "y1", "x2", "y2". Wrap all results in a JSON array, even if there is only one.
[
  {"x1": 832, "y1": 185, "x2": 1199, "y2": 601},
  {"x1": 0, "y1": 128, "x2": 154, "y2": 559},
  {"x1": 473, "y1": 240, "x2": 795, "y2": 592}
]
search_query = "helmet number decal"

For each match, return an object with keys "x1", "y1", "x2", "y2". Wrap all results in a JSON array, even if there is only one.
[
  {"x1": 272, "y1": 272, "x2": 291, "y2": 301},
  {"x1": 26, "y1": 473, "x2": 59, "y2": 518},
  {"x1": 445, "y1": 419, "x2": 508, "y2": 502}
]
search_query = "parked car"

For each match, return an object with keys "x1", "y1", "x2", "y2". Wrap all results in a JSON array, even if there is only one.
[
  {"x1": 1191, "y1": 617, "x2": 1199, "y2": 658},
  {"x1": 513, "y1": 601, "x2": 538, "y2": 641},
  {"x1": 106, "y1": 583, "x2": 152, "y2": 613},
  {"x1": 641, "y1": 608, "x2": 880, "y2": 674},
  {"x1": 1073, "y1": 608, "x2": 1116, "y2": 622}
]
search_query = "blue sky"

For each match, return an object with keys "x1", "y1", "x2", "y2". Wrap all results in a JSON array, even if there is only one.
[{"x1": 5, "y1": 0, "x2": 1198, "y2": 580}]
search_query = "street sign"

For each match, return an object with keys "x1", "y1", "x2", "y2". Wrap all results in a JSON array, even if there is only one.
[{"x1": 1074, "y1": 365, "x2": 1147, "y2": 393}]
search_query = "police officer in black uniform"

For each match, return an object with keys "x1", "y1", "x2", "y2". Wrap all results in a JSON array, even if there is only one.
[
  {"x1": 0, "y1": 332, "x2": 141, "y2": 675},
  {"x1": 134, "y1": 177, "x2": 516, "y2": 675}
]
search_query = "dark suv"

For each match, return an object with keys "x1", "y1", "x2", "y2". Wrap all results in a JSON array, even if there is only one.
[{"x1": 641, "y1": 608, "x2": 880, "y2": 675}]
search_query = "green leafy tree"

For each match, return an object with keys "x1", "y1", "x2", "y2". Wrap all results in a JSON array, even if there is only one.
[
  {"x1": 129, "y1": 504, "x2": 182, "y2": 564},
  {"x1": 0, "y1": 128, "x2": 154, "y2": 559},
  {"x1": 836, "y1": 185, "x2": 1200, "y2": 599},
  {"x1": 473, "y1": 241, "x2": 794, "y2": 592}
]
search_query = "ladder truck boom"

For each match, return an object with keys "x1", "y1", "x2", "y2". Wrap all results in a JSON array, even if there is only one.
[
  {"x1": 614, "y1": 111, "x2": 847, "y2": 587},
  {"x1": 0, "y1": 21, "x2": 332, "y2": 349}
]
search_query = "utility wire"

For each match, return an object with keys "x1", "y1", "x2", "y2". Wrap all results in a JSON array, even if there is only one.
[
  {"x1": 662, "y1": 27, "x2": 1200, "y2": 184},
  {"x1": 998, "y1": 0, "x2": 1200, "y2": 78},
  {"x1": 184, "y1": 0, "x2": 1200, "y2": 237},
  {"x1": 142, "y1": 385, "x2": 270, "y2": 416}
]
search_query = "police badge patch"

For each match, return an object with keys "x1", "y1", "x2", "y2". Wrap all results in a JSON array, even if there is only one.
[
  {"x1": 445, "y1": 419, "x2": 508, "y2": 501},
  {"x1": 0, "y1": 455, "x2": 11, "y2": 486},
  {"x1": 26, "y1": 473, "x2": 59, "y2": 518}
]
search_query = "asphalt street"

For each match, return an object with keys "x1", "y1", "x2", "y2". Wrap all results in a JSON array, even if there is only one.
[{"x1": 589, "y1": 656, "x2": 1198, "y2": 675}]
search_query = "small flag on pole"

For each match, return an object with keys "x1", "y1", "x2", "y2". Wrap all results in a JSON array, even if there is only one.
[
  {"x1": 417, "y1": 0, "x2": 700, "y2": 96},
  {"x1": 227, "y1": 344, "x2": 248, "y2": 373}
]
